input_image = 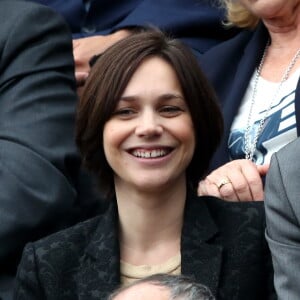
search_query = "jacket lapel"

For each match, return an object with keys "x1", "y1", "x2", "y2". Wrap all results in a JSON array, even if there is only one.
[
  {"x1": 76, "y1": 194, "x2": 228, "y2": 298},
  {"x1": 223, "y1": 23, "x2": 269, "y2": 126},
  {"x1": 212, "y1": 24, "x2": 270, "y2": 168},
  {"x1": 181, "y1": 194, "x2": 222, "y2": 296},
  {"x1": 77, "y1": 200, "x2": 121, "y2": 299}
]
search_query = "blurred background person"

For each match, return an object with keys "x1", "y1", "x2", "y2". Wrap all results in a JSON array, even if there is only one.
[
  {"x1": 0, "y1": 1, "x2": 99, "y2": 298},
  {"x1": 198, "y1": 0, "x2": 300, "y2": 202},
  {"x1": 23, "y1": 0, "x2": 239, "y2": 86}
]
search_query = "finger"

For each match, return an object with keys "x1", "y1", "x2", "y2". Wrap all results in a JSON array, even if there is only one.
[
  {"x1": 200, "y1": 159, "x2": 261, "y2": 202},
  {"x1": 198, "y1": 178, "x2": 220, "y2": 198},
  {"x1": 216, "y1": 178, "x2": 239, "y2": 202},
  {"x1": 205, "y1": 174, "x2": 239, "y2": 201},
  {"x1": 220, "y1": 164, "x2": 253, "y2": 201},
  {"x1": 217, "y1": 159, "x2": 264, "y2": 202},
  {"x1": 205, "y1": 173, "x2": 239, "y2": 201},
  {"x1": 257, "y1": 164, "x2": 269, "y2": 176},
  {"x1": 219, "y1": 187, "x2": 238, "y2": 202},
  {"x1": 241, "y1": 163, "x2": 264, "y2": 201},
  {"x1": 197, "y1": 180, "x2": 207, "y2": 196}
]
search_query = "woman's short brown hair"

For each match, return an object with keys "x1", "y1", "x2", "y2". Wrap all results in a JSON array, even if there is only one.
[{"x1": 76, "y1": 30, "x2": 223, "y2": 197}]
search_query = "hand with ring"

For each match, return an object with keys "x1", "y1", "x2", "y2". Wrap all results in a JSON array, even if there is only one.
[{"x1": 197, "y1": 159, "x2": 269, "y2": 202}]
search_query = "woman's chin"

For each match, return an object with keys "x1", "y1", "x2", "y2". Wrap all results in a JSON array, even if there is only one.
[{"x1": 135, "y1": 179, "x2": 170, "y2": 192}]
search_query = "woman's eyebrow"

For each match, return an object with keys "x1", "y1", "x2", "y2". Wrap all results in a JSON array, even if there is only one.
[
  {"x1": 158, "y1": 93, "x2": 184, "y2": 101},
  {"x1": 119, "y1": 93, "x2": 184, "y2": 102},
  {"x1": 118, "y1": 95, "x2": 137, "y2": 102}
]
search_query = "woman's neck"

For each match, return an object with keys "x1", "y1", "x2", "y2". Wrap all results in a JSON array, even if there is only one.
[
  {"x1": 261, "y1": 1, "x2": 300, "y2": 38},
  {"x1": 263, "y1": 2, "x2": 300, "y2": 50},
  {"x1": 116, "y1": 179, "x2": 186, "y2": 265},
  {"x1": 260, "y1": 12, "x2": 300, "y2": 82}
]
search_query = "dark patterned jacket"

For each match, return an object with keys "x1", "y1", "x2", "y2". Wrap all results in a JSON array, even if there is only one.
[{"x1": 14, "y1": 194, "x2": 275, "y2": 299}]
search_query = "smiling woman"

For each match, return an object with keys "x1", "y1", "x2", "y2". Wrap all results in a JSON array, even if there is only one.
[
  {"x1": 15, "y1": 30, "x2": 275, "y2": 300},
  {"x1": 76, "y1": 30, "x2": 223, "y2": 198},
  {"x1": 103, "y1": 56, "x2": 196, "y2": 195}
]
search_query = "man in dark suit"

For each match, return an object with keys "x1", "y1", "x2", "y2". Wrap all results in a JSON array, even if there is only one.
[
  {"x1": 265, "y1": 138, "x2": 300, "y2": 300},
  {"x1": 24, "y1": 0, "x2": 239, "y2": 86},
  {"x1": 0, "y1": 1, "x2": 99, "y2": 298}
]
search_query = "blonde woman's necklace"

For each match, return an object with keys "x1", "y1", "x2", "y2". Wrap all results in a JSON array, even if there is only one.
[{"x1": 244, "y1": 43, "x2": 300, "y2": 161}]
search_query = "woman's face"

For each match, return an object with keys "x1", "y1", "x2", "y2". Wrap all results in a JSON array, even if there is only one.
[
  {"x1": 103, "y1": 56, "x2": 195, "y2": 193},
  {"x1": 240, "y1": 0, "x2": 299, "y2": 19}
]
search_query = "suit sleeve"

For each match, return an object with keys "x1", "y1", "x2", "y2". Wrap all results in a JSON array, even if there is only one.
[
  {"x1": 0, "y1": 3, "x2": 80, "y2": 266},
  {"x1": 265, "y1": 153, "x2": 300, "y2": 300},
  {"x1": 111, "y1": 0, "x2": 228, "y2": 54}
]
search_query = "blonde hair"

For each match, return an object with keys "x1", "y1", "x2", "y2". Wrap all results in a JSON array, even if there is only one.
[{"x1": 219, "y1": 0, "x2": 259, "y2": 29}]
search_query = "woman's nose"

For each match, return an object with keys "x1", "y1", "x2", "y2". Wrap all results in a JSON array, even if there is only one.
[{"x1": 135, "y1": 111, "x2": 163, "y2": 138}]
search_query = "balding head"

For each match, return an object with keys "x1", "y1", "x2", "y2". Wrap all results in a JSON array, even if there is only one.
[{"x1": 108, "y1": 274, "x2": 215, "y2": 300}]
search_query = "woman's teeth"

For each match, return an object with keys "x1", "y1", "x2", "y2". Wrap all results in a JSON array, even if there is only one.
[{"x1": 132, "y1": 149, "x2": 169, "y2": 158}]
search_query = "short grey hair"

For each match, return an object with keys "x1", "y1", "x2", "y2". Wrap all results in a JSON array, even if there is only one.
[{"x1": 108, "y1": 274, "x2": 215, "y2": 300}]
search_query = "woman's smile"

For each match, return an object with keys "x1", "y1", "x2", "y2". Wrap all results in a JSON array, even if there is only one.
[{"x1": 129, "y1": 147, "x2": 173, "y2": 159}]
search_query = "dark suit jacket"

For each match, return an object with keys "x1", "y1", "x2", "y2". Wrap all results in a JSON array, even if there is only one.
[
  {"x1": 14, "y1": 193, "x2": 275, "y2": 299},
  {"x1": 25, "y1": 0, "x2": 239, "y2": 55},
  {"x1": 199, "y1": 23, "x2": 300, "y2": 171},
  {"x1": 0, "y1": 2, "x2": 101, "y2": 297},
  {"x1": 265, "y1": 137, "x2": 300, "y2": 300}
]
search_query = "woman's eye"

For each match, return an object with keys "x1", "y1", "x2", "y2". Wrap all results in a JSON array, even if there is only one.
[
  {"x1": 159, "y1": 106, "x2": 183, "y2": 116},
  {"x1": 113, "y1": 108, "x2": 136, "y2": 118}
]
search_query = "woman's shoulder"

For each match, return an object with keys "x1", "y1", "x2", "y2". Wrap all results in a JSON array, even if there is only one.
[
  {"x1": 201, "y1": 195, "x2": 265, "y2": 224},
  {"x1": 15, "y1": 215, "x2": 104, "y2": 295},
  {"x1": 15, "y1": 203, "x2": 119, "y2": 298},
  {"x1": 185, "y1": 196, "x2": 274, "y2": 299},
  {"x1": 29, "y1": 215, "x2": 103, "y2": 254},
  {"x1": 27, "y1": 201, "x2": 116, "y2": 258},
  {"x1": 187, "y1": 194, "x2": 266, "y2": 241},
  {"x1": 202, "y1": 195, "x2": 265, "y2": 212}
]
